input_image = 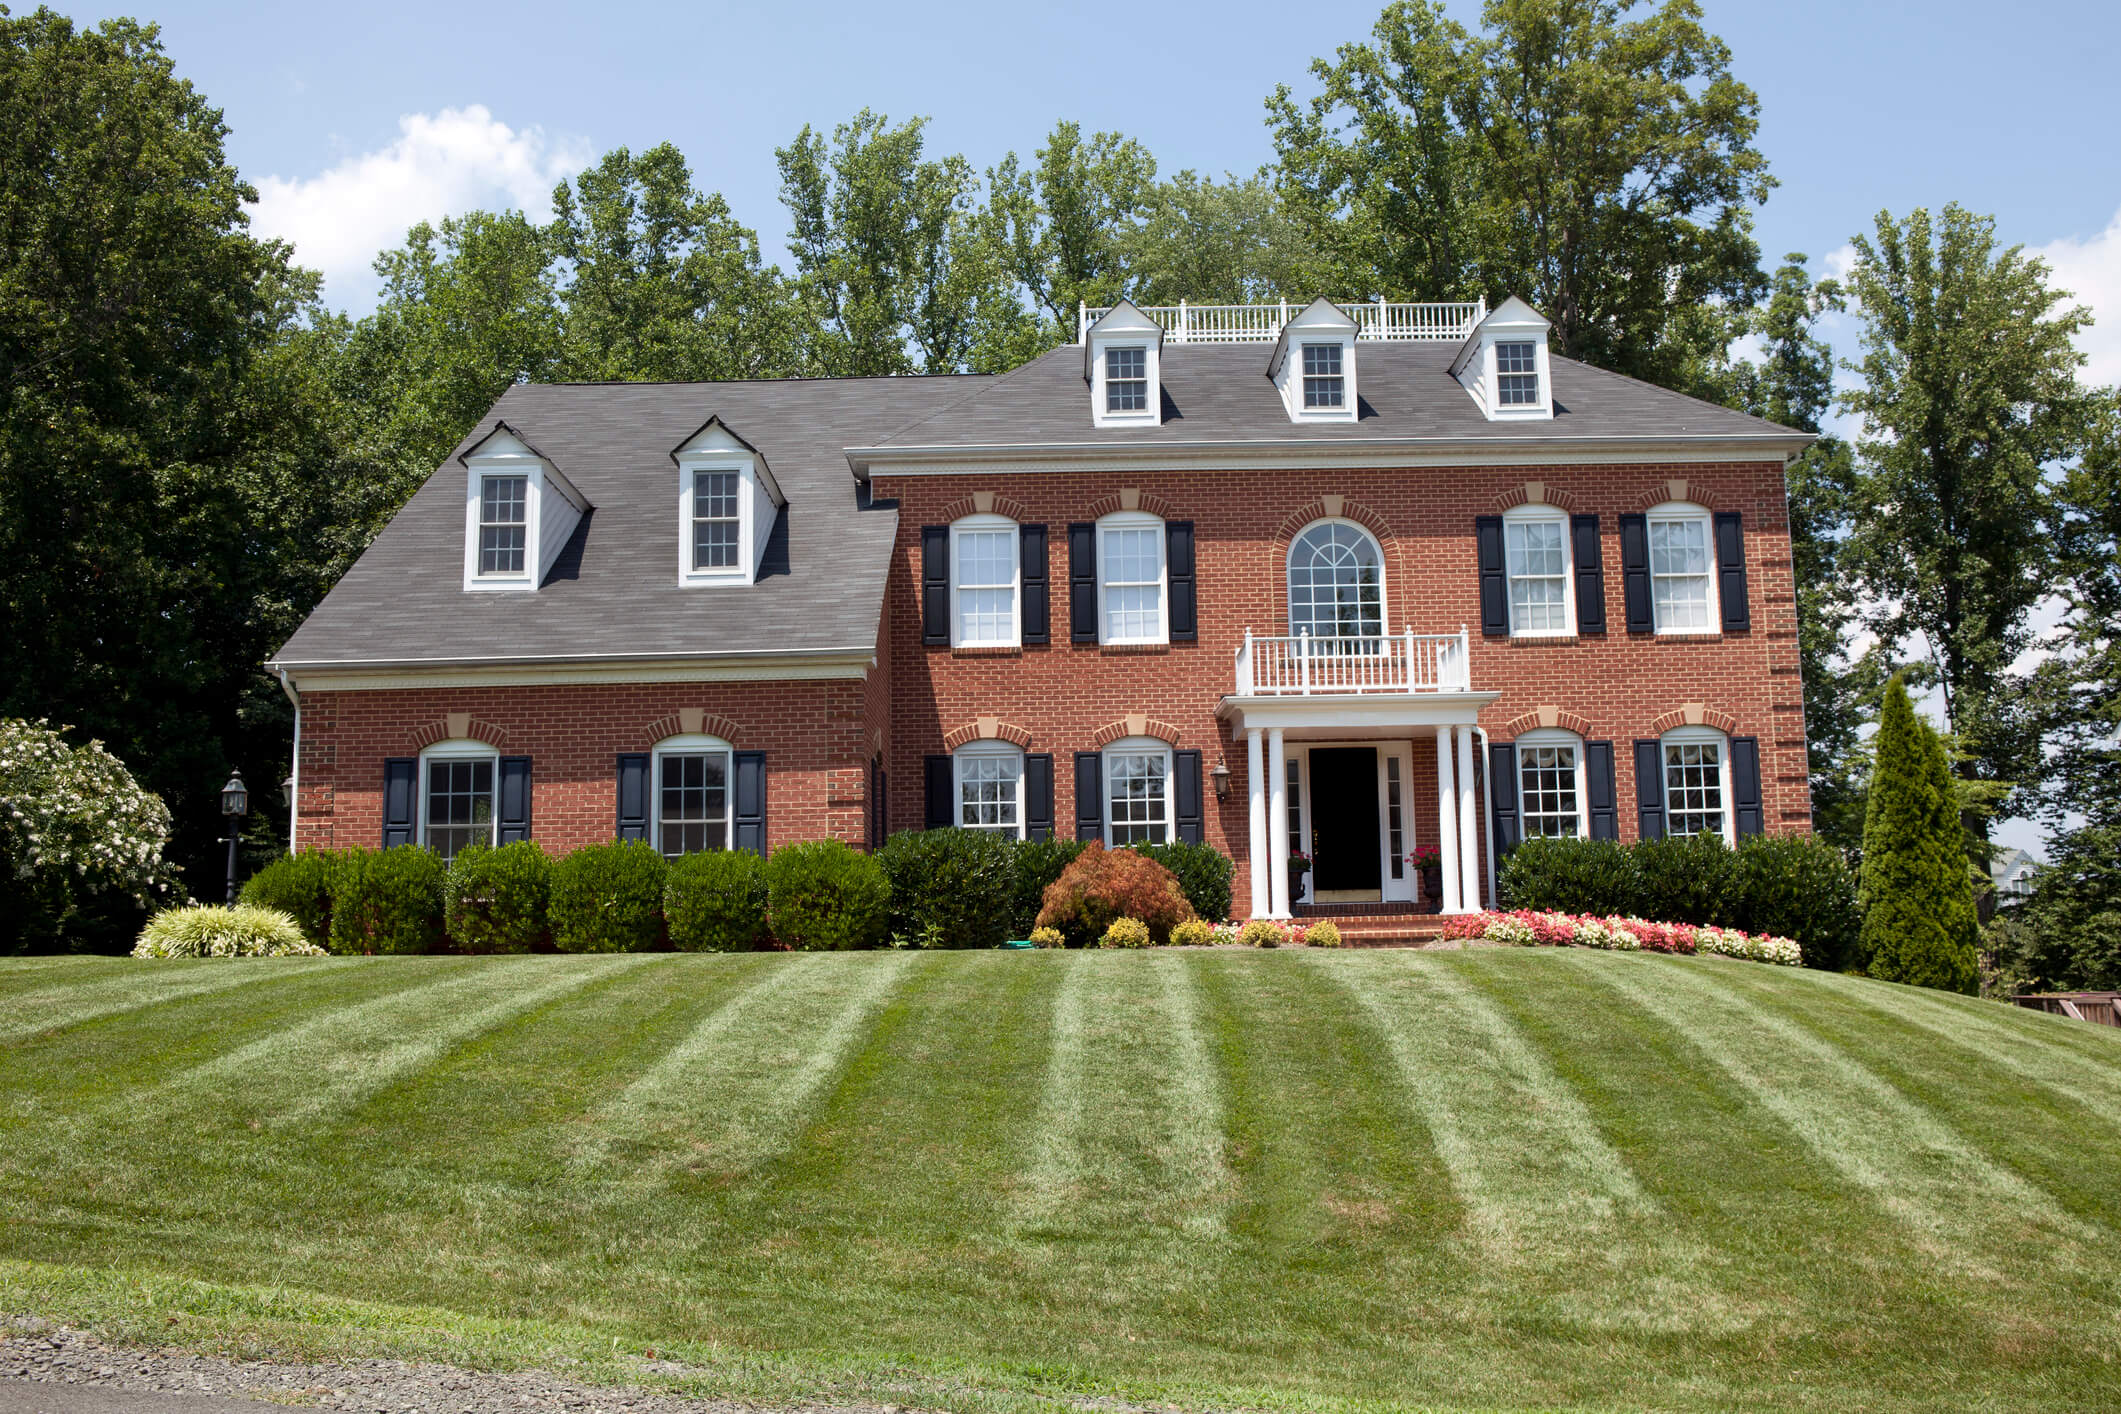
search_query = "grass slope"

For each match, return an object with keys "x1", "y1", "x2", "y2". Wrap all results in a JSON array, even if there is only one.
[{"x1": 3, "y1": 949, "x2": 2119, "y2": 1413}]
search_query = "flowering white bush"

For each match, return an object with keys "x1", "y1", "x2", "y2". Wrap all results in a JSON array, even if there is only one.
[
  {"x1": 1572, "y1": 916, "x2": 1642, "y2": 951},
  {"x1": 1, "y1": 719, "x2": 182, "y2": 946},
  {"x1": 134, "y1": 904, "x2": 322, "y2": 957},
  {"x1": 1484, "y1": 913, "x2": 1537, "y2": 946}
]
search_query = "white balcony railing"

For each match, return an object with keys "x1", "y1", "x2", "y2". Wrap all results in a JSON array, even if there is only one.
[
  {"x1": 1234, "y1": 629, "x2": 1472, "y2": 697},
  {"x1": 1077, "y1": 298, "x2": 1486, "y2": 345}
]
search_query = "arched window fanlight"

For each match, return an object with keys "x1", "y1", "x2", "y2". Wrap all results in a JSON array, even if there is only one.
[{"x1": 1287, "y1": 521, "x2": 1385, "y2": 639}]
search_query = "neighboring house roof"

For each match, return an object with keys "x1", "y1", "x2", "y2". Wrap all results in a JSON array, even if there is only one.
[
  {"x1": 271, "y1": 374, "x2": 989, "y2": 675},
  {"x1": 1990, "y1": 846, "x2": 2042, "y2": 883}
]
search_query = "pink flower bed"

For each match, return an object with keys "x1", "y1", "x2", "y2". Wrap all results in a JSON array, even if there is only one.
[{"x1": 1439, "y1": 910, "x2": 1802, "y2": 966}]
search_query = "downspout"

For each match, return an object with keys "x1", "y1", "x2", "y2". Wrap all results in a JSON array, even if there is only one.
[
  {"x1": 274, "y1": 667, "x2": 300, "y2": 856},
  {"x1": 1474, "y1": 726, "x2": 1498, "y2": 911}
]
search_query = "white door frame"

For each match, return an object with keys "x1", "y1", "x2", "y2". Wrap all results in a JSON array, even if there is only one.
[{"x1": 1282, "y1": 740, "x2": 1419, "y2": 904}]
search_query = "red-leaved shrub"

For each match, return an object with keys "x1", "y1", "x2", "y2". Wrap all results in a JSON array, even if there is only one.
[{"x1": 1035, "y1": 843, "x2": 1195, "y2": 946}]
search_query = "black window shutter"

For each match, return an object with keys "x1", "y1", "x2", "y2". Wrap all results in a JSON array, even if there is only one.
[
  {"x1": 920, "y1": 525, "x2": 950, "y2": 645},
  {"x1": 1020, "y1": 524, "x2": 1050, "y2": 644},
  {"x1": 1571, "y1": 514, "x2": 1606, "y2": 636},
  {"x1": 1475, "y1": 515, "x2": 1508, "y2": 636},
  {"x1": 382, "y1": 758, "x2": 417, "y2": 848},
  {"x1": 1619, "y1": 513, "x2": 1653, "y2": 633},
  {"x1": 615, "y1": 753, "x2": 650, "y2": 842},
  {"x1": 1173, "y1": 749, "x2": 1203, "y2": 844},
  {"x1": 1633, "y1": 739, "x2": 1665, "y2": 840},
  {"x1": 1730, "y1": 736, "x2": 1763, "y2": 837},
  {"x1": 496, "y1": 757, "x2": 532, "y2": 843},
  {"x1": 733, "y1": 750, "x2": 767, "y2": 856},
  {"x1": 1025, "y1": 753, "x2": 1054, "y2": 841},
  {"x1": 924, "y1": 754, "x2": 954, "y2": 830},
  {"x1": 1073, "y1": 751, "x2": 1103, "y2": 840},
  {"x1": 1167, "y1": 521, "x2": 1197, "y2": 641},
  {"x1": 868, "y1": 758, "x2": 887, "y2": 849},
  {"x1": 1069, "y1": 523, "x2": 1097, "y2": 643},
  {"x1": 1488, "y1": 741, "x2": 1520, "y2": 857},
  {"x1": 1715, "y1": 510, "x2": 1750, "y2": 632},
  {"x1": 1585, "y1": 741, "x2": 1618, "y2": 840}
]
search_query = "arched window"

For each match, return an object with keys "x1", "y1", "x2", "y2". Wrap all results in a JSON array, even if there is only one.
[
  {"x1": 654, "y1": 733, "x2": 733, "y2": 857},
  {"x1": 1103, "y1": 735, "x2": 1173, "y2": 846},
  {"x1": 1502, "y1": 503, "x2": 1573, "y2": 635},
  {"x1": 420, "y1": 738, "x2": 498, "y2": 861},
  {"x1": 953, "y1": 740, "x2": 1026, "y2": 837},
  {"x1": 1287, "y1": 520, "x2": 1385, "y2": 639},
  {"x1": 950, "y1": 514, "x2": 1019, "y2": 648},
  {"x1": 1646, "y1": 501, "x2": 1718, "y2": 632},
  {"x1": 1514, "y1": 728, "x2": 1587, "y2": 838},
  {"x1": 1660, "y1": 726, "x2": 1732, "y2": 843},
  {"x1": 1097, "y1": 511, "x2": 1166, "y2": 645}
]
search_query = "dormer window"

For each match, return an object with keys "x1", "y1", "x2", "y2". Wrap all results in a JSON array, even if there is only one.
[
  {"x1": 1302, "y1": 344, "x2": 1345, "y2": 408},
  {"x1": 478, "y1": 476, "x2": 528, "y2": 576},
  {"x1": 1452, "y1": 296, "x2": 1555, "y2": 421},
  {"x1": 1106, "y1": 348, "x2": 1148, "y2": 412},
  {"x1": 672, "y1": 416, "x2": 785, "y2": 588},
  {"x1": 460, "y1": 423, "x2": 588, "y2": 593},
  {"x1": 1270, "y1": 298, "x2": 1358, "y2": 423},
  {"x1": 1083, "y1": 300, "x2": 1164, "y2": 429},
  {"x1": 1496, "y1": 341, "x2": 1539, "y2": 405}
]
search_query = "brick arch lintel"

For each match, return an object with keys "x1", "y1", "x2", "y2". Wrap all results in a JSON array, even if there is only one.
[
  {"x1": 1648, "y1": 702, "x2": 1740, "y2": 736},
  {"x1": 941, "y1": 717, "x2": 1035, "y2": 751},
  {"x1": 1498, "y1": 705, "x2": 1594, "y2": 740},
  {"x1": 1630, "y1": 477, "x2": 1707, "y2": 512},
  {"x1": 1084, "y1": 488, "x2": 1176, "y2": 520},
  {"x1": 1091, "y1": 714, "x2": 1184, "y2": 748},
  {"x1": 641, "y1": 709, "x2": 745, "y2": 747},
  {"x1": 937, "y1": 491, "x2": 1033, "y2": 524},
  {"x1": 1490, "y1": 481, "x2": 1580, "y2": 514},
  {"x1": 412, "y1": 715, "x2": 512, "y2": 750},
  {"x1": 1269, "y1": 495, "x2": 1406, "y2": 631}
]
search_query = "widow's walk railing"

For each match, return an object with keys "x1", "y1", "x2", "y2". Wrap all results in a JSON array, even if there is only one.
[
  {"x1": 1077, "y1": 298, "x2": 1487, "y2": 345},
  {"x1": 1234, "y1": 629, "x2": 1471, "y2": 696}
]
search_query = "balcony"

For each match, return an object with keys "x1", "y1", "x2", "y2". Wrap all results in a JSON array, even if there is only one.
[
  {"x1": 1233, "y1": 630, "x2": 1471, "y2": 697},
  {"x1": 1076, "y1": 299, "x2": 1487, "y2": 345}
]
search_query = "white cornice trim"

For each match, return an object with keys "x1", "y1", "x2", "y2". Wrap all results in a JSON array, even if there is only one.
[
  {"x1": 271, "y1": 648, "x2": 876, "y2": 693},
  {"x1": 852, "y1": 434, "x2": 1811, "y2": 477},
  {"x1": 1216, "y1": 690, "x2": 1503, "y2": 734}
]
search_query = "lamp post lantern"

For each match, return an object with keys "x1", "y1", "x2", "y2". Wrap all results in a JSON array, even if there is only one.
[{"x1": 220, "y1": 769, "x2": 248, "y2": 903}]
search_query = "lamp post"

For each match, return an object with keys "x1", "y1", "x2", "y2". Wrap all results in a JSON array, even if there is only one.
[{"x1": 220, "y1": 769, "x2": 249, "y2": 903}]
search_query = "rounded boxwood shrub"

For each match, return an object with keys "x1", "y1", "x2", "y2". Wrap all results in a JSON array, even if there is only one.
[
  {"x1": 1169, "y1": 918, "x2": 1216, "y2": 948},
  {"x1": 1129, "y1": 841, "x2": 1235, "y2": 923},
  {"x1": 1303, "y1": 920, "x2": 1343, "y2": 948},
  {"x1": 442, "y1": 841, "x2": 551, "y2": 954},
  {"x1": 765, "y1": 839, "x2": 889, "y2": 950},
  {"x1": 1029, "y1": 925, "x2": 1066, "y2": 949},
  {"x1": 1238, "y1": 918, "x2": 1286, "y2": 948},
  {"x1": 1631, "y1": 831, "x2": 1740, "y2": 927},
  {"x1": 239, "y1": 850, "x2": 340, "y2": 949},
  {"x1": 1099, "y1": 916, "x2": 1152, "y2": 949},
  {"x1": 1035, "y1": 843, "x2": 1194, "y2": 948},
  {"x1": 329, "y1": 846, "x2": 444, "y2": 955},
  {"x1": 134, "y1": 904, "x2": 323, "y2": 957},
  {"x1": 878, "y1": 828, "x2": 1019, "y2": 949},
  {"x1": 664, "y1": 849, "x2": 770, "y2": 952},
  {"x1": 1011, "y1": 838, "x2": 1088, "y2": 936},
  {"x1": 1499, "y1": 836, "x2": 1639, "y2": 916},
  {"x1": 1734, "y1": 832, "x2": 1859, "y2": 972},
  {"x1": 549, "y1": 841, "x2": 667, "y2": 953}
]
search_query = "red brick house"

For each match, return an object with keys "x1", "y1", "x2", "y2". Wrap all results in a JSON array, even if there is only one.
[{"x1": 270, "y1": 296, "x2": 1813, "y2": 928}]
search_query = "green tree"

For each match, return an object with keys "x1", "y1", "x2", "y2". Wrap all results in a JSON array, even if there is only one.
[
  {"x1": 1122, "y1": 171, "x2": 1329, "y2": 307},
  {"x1": 1860, "y1": 677, "x2": 1980, "y2": 993},
  {"x1": 1839, "y1": 205, "x2": 2097, "y2": 859},
  {"x1": 988, "y1": 120, "x2": 1157, "y2": 329},
  {"x1": 1268, "y1": 0, "x2": 1773, "y2": 392}
]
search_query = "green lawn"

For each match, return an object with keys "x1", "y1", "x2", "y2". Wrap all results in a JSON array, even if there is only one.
[{"x1": 3, "y1": 949, "x2": 2119, "y2": 1413}]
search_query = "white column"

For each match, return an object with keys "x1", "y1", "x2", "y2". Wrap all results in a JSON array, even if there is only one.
[
  {"x1": 1267, "y1": 728, "x2": 1291, "y2": 918},
  {"x1": 1435, "y1": 726, "x2": 1461, "y2": 914},
  {"x1": 1456, "y1": 726, "x2": 1482, "y2": 911},
  {"x1": 1246, "y1": 728, "x2": 1269, "y2": 919}
]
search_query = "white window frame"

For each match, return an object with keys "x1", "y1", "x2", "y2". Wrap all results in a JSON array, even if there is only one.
[
  {"x1": 676, "y1": 456, "x2": 760, "y2": 587},
  {"x1": 1285, "y1": 518, "x2": 1388, "y2": 640},
  {"x1": 1103, "y1": 346, "x2": 1150, "y2": 415},
  {"x1": 1645, "y1": 501, "x2": 1720, "y2": 634},
  {"x1": 949, "y1": 513, "x2": 1021, "y2": 648},
  {"x1": 418, "y1": 738, "x2": 499, "y2": 859},
  {"x1": 1494, "y1": 339, "x2": 1542, "y2": 407},
  {"x1": 1659, "y1": 725, "x2": 1734, "y2": 845},
  {"x1": 1300, "y1": 342, "x2": 1346, "y2": 410},
  {"x1": 1096, "y1": 511, "x2": 1168, "y2": 646},
  {"x1": 1502, "y1": 503, "x2": 1575, "y2": 637},
  {"x1": 1089, "y1": 328, "x2": 1161, "y2": 429},
  {"x1": 1514, "y1": 728, "x2": 1589, "y2": 839},
  {"x1": 652, "y1": 733, "x2": 734, "y2": 858},
  {"x1": 1103, "y1": 735, "x2": 1174, "y2": 847},
  {"x1": 952, "y1": 740, "x2": 1026, "y2": 839},
  {"x1": 462, "y1": 442, "x2": 547, "y2": 592}
]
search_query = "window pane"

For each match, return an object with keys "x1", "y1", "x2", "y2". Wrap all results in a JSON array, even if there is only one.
[
  {"x1": 478, "y1": 476, "x2": 527, "y2": 575},
  {"x1": 1288, "y1": 523, "x2": 1383, "y2": 638},
  {"x1": 1301, "y1": 344, "x2": 1345, "y2": 409},
  {"x1": 425, "y1": 757, "x2": 494, "y2": 861},
  {"x1": 955, "y1": 528, "x2": 1017, "y2": 643},
  {"x1": 1664, "y1": 741, "x2": 1725, "y2": 837},
  {"x1": 1101, "y1": 526, "x2": 1163, "y2": 640},
  {"x1": 1649, "y1": 518, "x2": 1712, "y2": 629},
  {"x1": 658, "y1": 751, "x2": 729, "y2": 858},
  {"x1": 1106, "y1": 347, "x2": 1147, "y2": 412},
  {"x1": 1519, "y1": 745, "x2": 1580, "y2": 838},
  {"x1": 1386, "y1": 756, "x2": 1404, "y2": 877},
  {"x1": 692, "y1": 471, "x2": 742, "y2": 570},
  {"x1": 1505, "y1": 519, "x2": 1568, "y2": 632},
  {"x1": 1107, "y1": 750, "x2": 1168, "y2": 845},
  {"x1": 1496, "y1": 342, "x2": 1539, "y2": 406},
  {"x1": 957, "y1": 753, "x2": 1022, "y2": 835}
]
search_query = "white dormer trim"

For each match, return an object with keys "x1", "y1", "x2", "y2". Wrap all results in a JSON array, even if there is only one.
[
  {"x1": 1084, "y1": 300, "x2": 1163, "y2": 429},
  {"x1": 1269, "y1": 297, "x2": 1359, "y2": 424},
  {"x1": 1451, "y1": 295, "x2": 1555, "y2": 422},
  {"x1": 460, "y1": 424, "x2": 588, "y2": 594},
  {"x1": 673, "y1": 416, "x2": 784, "y2": 588}
]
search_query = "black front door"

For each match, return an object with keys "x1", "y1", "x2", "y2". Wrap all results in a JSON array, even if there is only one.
[{"x1": 1308, "y1": 747, "x2": 1382, "y2": 894}]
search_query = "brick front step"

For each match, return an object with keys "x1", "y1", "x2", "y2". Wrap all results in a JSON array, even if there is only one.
[{"x1": 1286, "y1": 906, "x2": 1454, "y2": 946}]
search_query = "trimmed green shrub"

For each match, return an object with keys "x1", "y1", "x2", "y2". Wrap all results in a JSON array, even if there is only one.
[
  {"x1": 239, "y1": 851, "x2": 340, "y2": 949},
  {"x1": 1734, "y1": 832, "x2": 1860, "y2": 972},
  {"x1": 1035, "y1": 843, "x2": 1194, "y2": 948},
  {"x1": 878, "y1": 828, "x2": 1018, "y2": 949},
  {"x1": 1011, "y1": 838, "x2": 1089, "y2": 935},
  {"x1": 1631, "y1": 831, "x2": 1740, "y2": 927},
  {"x1": 329, "y1": 846, "x2": 444, "y2": 955},
  {"x1": 549, "y1": 841, "x2": 667, "y2": 953},
  {"x1": 1303, "y1": 920, "x2": 1343, "y2": 948},
  {"x1": 442, "y1": 841, "x2": 551, "y2": 954},
  {"x1": 1169, "y1": 918, "x2": 1217, "y2": 947},
  {"x1": 1498, "y1": 836, "x2": 1638, "y2": 916},
  {"x1": 664, "y1": 849, "x2": 769, "y2": 952},
  {"x1": 765, "y1": 840, "x2": 889, "y2": 950},
  {"x1": 1861, "y1": 677, "x2": 1979, "y2": 992},
  {"x1": 1029, "y1": 925, "x2": 1066, "y2": 948},
  {"x1": 1129, "y1": 841, "x2": 1235, "y2": 923},
  {"x1": 1100, "y1": 916, "x2": 1152, "y2": 948},
  {"x1": 1238, "y1": 918, "x2": 1286, "y2": 948},
  {"x1": 134, "y1": 904, "x2": 323, "y2": 957}
]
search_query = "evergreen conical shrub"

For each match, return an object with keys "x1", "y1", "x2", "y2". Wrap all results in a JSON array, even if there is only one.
[{"x1": 1860, "y1": 677, "x2": 1979, "y2": 992}]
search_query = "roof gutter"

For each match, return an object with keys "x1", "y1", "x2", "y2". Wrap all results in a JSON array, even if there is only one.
[{"x1": 267, "y1": 643, "x2": 878, "y2": 676}]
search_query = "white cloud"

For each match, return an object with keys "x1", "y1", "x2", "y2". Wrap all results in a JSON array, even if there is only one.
[
  {"x1": 249, "y1": 106, "x2": 592, "y2": 311},
  {"x1": 2032, "y1": 205, "x2": 2121, "y2": 389}
]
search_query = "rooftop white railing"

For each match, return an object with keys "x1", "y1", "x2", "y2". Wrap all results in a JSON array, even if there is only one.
[
  {"x1": 1078, "y1": 298, "x2": 1486, "y2": 345},
  {"x1": 1234, "y1": 629, "x2": 1472, "y2": 697}
]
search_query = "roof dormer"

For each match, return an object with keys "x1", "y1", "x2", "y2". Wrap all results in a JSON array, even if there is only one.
[
  {"x1": 1084, "y1": 299, "x2": 1163, "y2": 429},
  {"x1": 1268, "y1": 297, "x2": 1360, "y2": 423},
  {"x1": 672, "y1": 415, "x2": 784, "y2": 587},
  {"x1": 460, "y1": 423, "x2": 590, "y2": 593},
  {"x1": 1451, "y1": 295, "x2": 1555, "y2": 421}
]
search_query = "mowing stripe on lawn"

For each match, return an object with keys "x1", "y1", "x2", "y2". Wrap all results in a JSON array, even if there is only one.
[
  {"x1": 1582, "y1": 954, "x2": 2097, "y2": 1262},
  {"x1": 0, "y1": 960, "x2": 351, "y2": 1045},
  {"x1": 1319, "y1": 951, "x2": 1652, "y2": 1264}
]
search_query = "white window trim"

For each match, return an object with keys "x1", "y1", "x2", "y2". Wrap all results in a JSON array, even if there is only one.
[
  {"x1": 1659, "y1": 725, "x2": 1734, "y2": 846},
  {"x1": 1096, "y1": 511, "x2": 1168, "y2": 646},
  {"x1": 1285, "y1": 518, "x2": 1389, "y2": 639},
  {"x1": 1645, "y1": 501, "x2": 1720, "y2": 635},
  {"x1": 1288, "y1": 334, "x2": 1358, "y2": 423},
  {"x1": 1514, "y1": 728, "x2": 1589, "y2": 839},
  {"x1": 418, "y1": 738, "x2": 499, "y2": 855},
  {"x1": 651, "y1": 733, "x2": 734, "y2": 857},
  {"x1": 677, "y1": 455, "x2": 759, "y2": 587},
  {"x1": 1102, "y1": 735, "x2": 1174, "y2": 847},
  {"x1": 1501, "y1": 503, "x2": 1575, "y2": 638},
  {"x1": 949, "y1": 513, "x2": 1021, "y2": 649},
  {"x1": 1091, "y1": 340, "x2": 1160, "y2": 428},
  {"x1": 1481, "y1": 334, "x2": 1553, "y2": 420},
  {"x1": 952, "y1": 739, "x2": 1027, "y2": 839},
  {"x1": 462, "y1": 450, "x2": 546, "y2": 592}
]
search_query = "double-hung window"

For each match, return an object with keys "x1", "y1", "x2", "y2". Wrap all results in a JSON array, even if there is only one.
[
  {"x1": 954, "y1": 743, "x2": 1024, "y2": 837},
  {"x1": 1647, "y1": 505, "x2": 1715, "y2": 631},
  {"x1": 691, "y1": 470, "x2": 742, "y2": 572},
  {"x1": 1496, "y1": 341, "x2": 1540, "y2": 405},
  {"x1": 478, "y1": 476, "x2": 527, "y2": 576},
  {"x1": 951, "y1": 516, "x2": 1019, "y2": 647},
  {"x1": 1098, "y1": 514, "x2": 1165, "y2": 644},
  {"x1": 656, "y1": 739, "x2": 730, "y2": 857},
  {"x1": 1302, "y1": 344, "x2": 1345, "y2": 408},
  {"x1": 1105, "y1": 347, "x2": 1148, "y2": 413},
  {"x1": 1661, "y1": 728, "x2": 1731, "y2": 841},
  {"x1": 1503, "y1": 508, "x2": 1571, "y2": 634},
  {"x1": 1104, "y1": 738, "x2": 1172, "y2": 845},
  {"x1": 1516, "y1": 731, "x2": 1586, "y2": 838},
  {"x1": 421, "y1": 742, "x2": 497, "y2": 861}
]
